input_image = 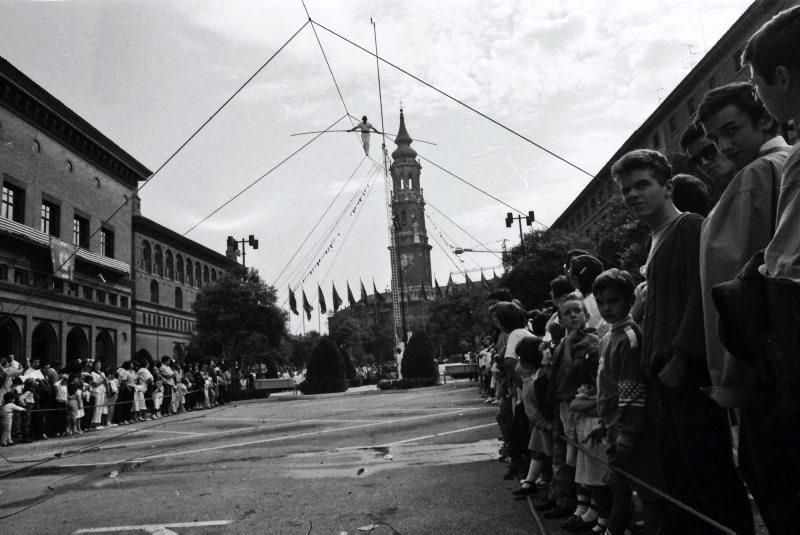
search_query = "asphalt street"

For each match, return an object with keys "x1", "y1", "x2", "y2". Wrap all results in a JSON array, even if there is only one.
[{"x1": 0, "y1": 382, "x2": 555, "y2": 535}]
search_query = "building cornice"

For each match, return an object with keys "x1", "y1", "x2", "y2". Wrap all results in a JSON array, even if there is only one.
[
  {"x1": 0, "y1": 56, "x2": 151, "y2": 190},
  {"x1": 133, "y1": 215, "x2": 239, "y2": 268},
  {"x1": 551, "y1": 0, "x2": 786, "y2": 229}
]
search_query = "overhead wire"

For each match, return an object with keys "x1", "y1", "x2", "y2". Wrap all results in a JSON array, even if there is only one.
[
  {"x1": 309, "y1": 18, "x2": 596, "y2": 180},
  {"x1": 182, "y1": 114, "x2": 347, "y2": 236},
  {"x1": 286, "y1": 162, "x2": 379, "y2": 291},
  {"x1": 270, "y1": 155, "x2": 368, "y2": 288},
  {"x1": 425, "y1": 199, "x2": 503, "y2": 263},
  {"x1": 424, "y1": 212, "x2": 483, "y2": 270}
]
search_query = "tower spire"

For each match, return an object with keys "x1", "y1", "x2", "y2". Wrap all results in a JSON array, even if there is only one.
[{"x1": 391, "y1": 109, "x2": 417, "y2": 160}]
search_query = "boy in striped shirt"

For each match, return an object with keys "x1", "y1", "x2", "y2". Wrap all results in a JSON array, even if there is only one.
[{"x1": 592, "y1": 269, "x2": 663, "y2": 535}]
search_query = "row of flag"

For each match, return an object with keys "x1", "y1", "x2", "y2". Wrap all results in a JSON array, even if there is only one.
[{"x1": 287, "y1": 271, "x2": 499, "y2": 320}]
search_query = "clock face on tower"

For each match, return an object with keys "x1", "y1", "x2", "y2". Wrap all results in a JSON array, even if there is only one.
[{"x1": 400, "y1": 253, "x2": 415, "y2": 269}]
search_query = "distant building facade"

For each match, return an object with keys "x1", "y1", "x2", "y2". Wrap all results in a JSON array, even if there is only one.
[
  {"x1": 131, "y1": 214, "x2": 238, "y2": 363},
  {"x1": 551, "y1": 0, "x2": 796, "y2": 234},
  {"x1": 0, "y1": 56, "x2": 150, "y2": 367}
]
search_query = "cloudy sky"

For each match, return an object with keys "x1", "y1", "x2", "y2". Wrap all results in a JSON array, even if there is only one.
[{"x1": 0, "y1": 0, "x2": 753, "y2": 333}]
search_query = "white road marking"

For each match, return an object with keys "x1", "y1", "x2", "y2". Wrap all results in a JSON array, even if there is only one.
[
  {"x1": 73, "y1": 520, "x2": 232, "y2": 534},
  {"x1": 379, "y1": 423, "x2": 497, "y2": 446},
  {"x1": 142, "y1": 429, "x2": 204, "y2": 436},
  {"x1": 124, "y1": 407, "x2": 487, "y2": 462}
]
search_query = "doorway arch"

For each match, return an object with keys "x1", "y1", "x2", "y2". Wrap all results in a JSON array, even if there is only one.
[
  {"x1": 0, "y1": 317, "x2": 22, "y2": 359},
  {"x1": 66, "y1": 327, "x2": 89, "y2": 363},
  {"x1": 94, "y1": 331, "x2": 115, "y2": 369},
  {"x1": 31, "y1": 322, "x2": 59, "y2": 365}
]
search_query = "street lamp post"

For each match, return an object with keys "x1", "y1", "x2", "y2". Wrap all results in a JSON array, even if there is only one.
[{"x1": 504, "y1": 211, "x2": 535, "y2": 253}]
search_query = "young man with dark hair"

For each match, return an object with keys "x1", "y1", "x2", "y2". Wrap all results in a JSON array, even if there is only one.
[
  {"x1": 611, "y1": 149, "x2": 754, "y2": 534},
  {"x1": 737, "y1": 6, "x2": 800, "y2": 532},
  {"x1": 671, "y1": 174, "x2": 710, "y2": 216},
  {"x1": 679, "y1": 122, "x2": 736, "y2": 202},
  {"x1": 695, "y1": 81, "x2": 789, "y2": 411}
]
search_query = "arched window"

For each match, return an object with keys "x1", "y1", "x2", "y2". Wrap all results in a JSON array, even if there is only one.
[
  {"x1": 195, "y1": 264, "x2": 202, "y2": 287},
  {"x1": 142, "y1": 241, "x2": 152, "y2": 273},
  {"x1": 186, "y1": 259, "x2": 193, "y2": 286},
  {"x1": 150, "y1": 280, "x2": 159, "y2": 304},
  {"x1": 176, "y1": 255, "x2": 184, "y2": 283},
  {"x1": 203, "y1": 265, "x2": 210, "y2": 284},
  {"x1": 400, "y1": 210, "x2": 407, "y2": 228},
  {"x1": 175, "y1": 287, "x2": 183, "y2": 309},
  {"x1": 211, "y1": 269, "x2": 217, "y2": 282},
  {"x1": 165, "y1": 250, "x2": 174, "y2": 280},
  {"x1": 154, "y1": 245, "x2": 163, "y2": 277}
]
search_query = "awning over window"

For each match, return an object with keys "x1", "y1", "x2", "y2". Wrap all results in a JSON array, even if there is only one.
[{"x1": 0, "y1": 217, "x2": 130, "y2": 275}]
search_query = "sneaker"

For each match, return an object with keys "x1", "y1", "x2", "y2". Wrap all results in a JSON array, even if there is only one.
[
  {"x1": 109, "y1": 423, "x2": 118, "y2": 427},
  {"x1": 95, "y1": 425, "x2": 106, "y2": 430},
  {"x1": 512, "y1": 484, "x2": 538, "y2": 496}
]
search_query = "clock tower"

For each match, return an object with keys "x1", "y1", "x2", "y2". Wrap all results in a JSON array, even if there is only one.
[{"x1": 389, "y1": 110, "x2": 432, "y2": 291}]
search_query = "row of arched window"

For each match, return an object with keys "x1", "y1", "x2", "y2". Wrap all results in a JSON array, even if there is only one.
[
  {"x1": 140, "y1": 240, "x2": 220, "y2": 287},
  {"x1": 149, "y1": 281, "x2": 183, "y2": 309}
]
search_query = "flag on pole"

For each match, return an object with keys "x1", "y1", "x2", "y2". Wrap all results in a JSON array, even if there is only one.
[
  {"x1": 317, "y1": 284, "x2": 327, "y2": 314},
  {"x1": 301, "y1": 289, "x2": 313, "y2": 320},
  {"x1": 347, "y1": 281, "x2": 356, "y2": 307},
  {"x1": 332, "y1": 282, "x2": 343, "y2": 312},
  {"x1": 492, "y1": 269, "x2": 500, "y2": 281},
  {"x1": 373, "y1": 280, "x2": 385, "y2": 303},
  {"x1": 434, "y1": 278, "x2": 443, "y2": 298},
  {"x1": 465, "y1": 272, "x2": 473, "y2": 289},
  {"x1": 481, "y1": 271, "x2": 492, "y2": 290},
  {"x1": 288, "y1": 285, "x2": 298, "y2": 315},
  {"x1": 360, "y1": 279, "x2": 369, "y2": 304},
  {"x1": 446, "y1": 274, "x2": 453, "y2": 296},
  {"x1": 421, "y1": 279, "x2": 429, "y2": 301}
]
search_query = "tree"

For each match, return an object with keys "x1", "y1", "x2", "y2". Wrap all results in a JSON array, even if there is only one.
[
  {"x1": 301, "y1": 336, "x2": 348, "y2": 394},
  {"x1": 428, "y1": 292, "x2": 494, "y2": 357},
  {"x1": 502, "y1": 229, "x2": 595, "y2": 309},
  {"x1": 189, "y1": 269, "x2": 288, "y2": 364},
  {"x1": 401, "y1": 331, "x2": 437, "y2": 379}
]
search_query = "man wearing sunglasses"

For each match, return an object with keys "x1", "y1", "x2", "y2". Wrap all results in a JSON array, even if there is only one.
[
  {"x1": 694, "y1": 81, "x2": 791, "y2": 533},
  {"x1": 679, "y1": 123, "x2": 735, "y2": 204}
]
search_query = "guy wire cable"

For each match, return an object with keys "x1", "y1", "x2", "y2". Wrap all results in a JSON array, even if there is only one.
[
  {"x1": 424, "y1": 212, "x2": 483, "y2": 270},
  {"x1": 285, "y1": 162, "x2": 379, "y2": 292},
  {"x1": 0, "y1": 21, "x2": 312, "y2": 340},
  {"x1": 270, "y1": 154, "x2": 368, "y2": 287},
  {"x1": 309, "y1": 18, "x2": 595, "y2": 180}
]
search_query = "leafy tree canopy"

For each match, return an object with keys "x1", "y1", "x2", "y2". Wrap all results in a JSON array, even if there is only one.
[
  {"x1": 427, "y1": 291, "x2": 494, "y2": 357},
  {"x1": 189, "y1": 268, "x2": 288, "y2": 362}
]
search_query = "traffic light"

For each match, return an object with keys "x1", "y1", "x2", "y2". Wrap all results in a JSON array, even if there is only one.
[
  {"x1": 248, "y1": 235, "x2": 256, "y2": 247},
  {"x1": 526, "y1": 210, "x2": 535, "y2": 226},
  {"x1": 252, "y1": 239, "x2": 259, "y2": 250},
  {"x1": 505, "y1": 212, "x2": 513, "y2": 228},
  {"x1": 227, "y1": 236, "x2": 235, "y2": 248}
]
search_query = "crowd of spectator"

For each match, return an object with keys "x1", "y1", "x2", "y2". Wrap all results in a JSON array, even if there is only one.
[
  {"x1": 475, "y1": 8, "x2": 800, "y2": 534},
  {"x1": 0, "y1": 356, "x2": 245, "y2": 446}
]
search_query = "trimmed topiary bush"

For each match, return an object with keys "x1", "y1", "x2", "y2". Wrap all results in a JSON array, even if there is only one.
[
  {"x1": 401, "y1": 331, "x2": 438, "y2": 380},
  {"x1": 300, "y1": 336, "x2": 349, "y2": 394}
]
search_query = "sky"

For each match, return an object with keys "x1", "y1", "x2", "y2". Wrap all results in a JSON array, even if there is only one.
[{"x1": 0, "y1": 0, "x2": 754, "y2": 334}]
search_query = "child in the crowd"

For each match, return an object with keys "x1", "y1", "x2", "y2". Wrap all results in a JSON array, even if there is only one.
[
  {"x1": 176, "y1": 378, "x2": 188, "y2": 413},
  {"x1": 1, "y1": 392, "x2": 26, "y2": 446},
  {"x1": 593, "y1": 268, "x2": 665, "y2": 535},
  {"x1": 152, "y1": 378, "x2": 164, "y2": 419},
  {"x1": 544, "y1": 296, "x2": 601, "y2": 521},
  {"x1": 106, "y1": 373, "x2": 119, "y2": 427},
  {"x1": 513, "y1": 335, "x2": 552, "y2": 496},
  {"x1": 18, "y1": 379, "x2": 36, "y2": 442},
  {"x1": 66, "y1": 381, "x2": 82, "y2": 435},
  {"x1": 133, "y1": 377, "x2": 147, "y2": 421},
  {"x1": 53, "y1": 374, "x2": 69, "y2": 436},
  {"x1": 568, "y1": 254, "x2": 609, "y2": 339}
]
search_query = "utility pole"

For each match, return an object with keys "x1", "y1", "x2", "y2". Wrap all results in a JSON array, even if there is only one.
[
  {"x1": 227, "y1": 235, "x2": 259, "y2": 269},
  {"x1": 505, "y1": 211, "x2": 534, "y2": 254}
]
